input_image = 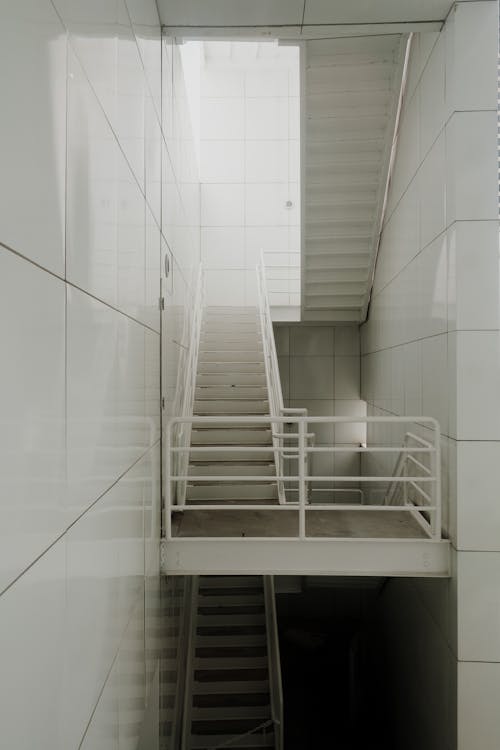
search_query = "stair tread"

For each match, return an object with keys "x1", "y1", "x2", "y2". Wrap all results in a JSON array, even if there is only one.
[{"x1": 192, "y1": 680, "x2": 269, "y2": 695}]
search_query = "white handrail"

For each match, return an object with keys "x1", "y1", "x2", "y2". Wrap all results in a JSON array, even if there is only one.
[
  {"x1": 165, "y1": 415, "x2": 443, "y2": 541},
  {"x1": 256, "y1": 253, "x2": 312, "y2": 503},
  {"x1": 257, "y1": 252, "x2": 286, "y2": 502},
  {"x1": 170, "y1": 264, "x2": 204, "y2": 506}
]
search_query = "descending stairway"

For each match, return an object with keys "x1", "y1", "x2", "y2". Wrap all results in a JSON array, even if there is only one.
[
  {"x1": 187, "y1": 576, "x2": 276, "y2": 749},
  {"x1": 187, "y1": 306, "x2": 279, "y2": 507}
]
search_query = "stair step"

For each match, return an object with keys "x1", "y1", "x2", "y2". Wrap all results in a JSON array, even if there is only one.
[
  {"x1": 195, "y1": 634, "x2": 266, "y2": 647},
  {"x1": 193, "y1": 400, "x2": 269, "y2": 414},
  {"x1": 192, "y1": 680, "x2": 269, "y2": 696},
  {"x1": 195, "y1": 386, "x2": 268, "y2": 399},
  {"x1": 197, "y1": 594, "x2": 264, "y2": 607},
  {"x1": 187, "y1": 483, "x2": 278, "y2": 500},
  {"x1": 199, "y1": 351, "x2": 265, "y2": 363},
  {"x1": 191, "y1": 718, "x2": 272, "y2": 736},
  {"x1": 193, "y1": 657, "x2": 268, "y2": 670},
  {"x1": 191, "y1": 706, "x2": 270, "y2": 720},
  {"x1": 190, "y1": 733, "x2": 273, "y2": 748},
  {"x1": 199, "y1": 339, "x2": 262, "y2": 350},
  {"x1": 198, "y1": 604, "x2": 265, "y2": 617},
  {"x1": 193, "y1": 692, "x2": 270, "y2": 709},
  {"x1": 197, "y1": 373, "x2": 267, "y2": 387},
  {"x1": 192, "y1": 421, "x2": 271, "y2": 431},
  {"x1": 191, "y1": 429, "x2": 272, "y2": 446},
  {"x1": 197, "y1": 363, "x2": 265, "y2": 374},
  {"x1": 197, "y1": 613, "x2": 265, "y2": 627},
  {"x1": 189, "y1": 449, "x2": 274, "y2": 462},
  {"x1": 195, "y1": 646, "x2": 267, "y2": 659},
  {"x1": 188, "y1": 463, "x2": 275, "y2": 477}
]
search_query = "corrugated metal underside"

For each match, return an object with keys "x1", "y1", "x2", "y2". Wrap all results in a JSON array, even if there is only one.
[{"x1": 302, "y1": 35, "x2": 407, "y2": 322}]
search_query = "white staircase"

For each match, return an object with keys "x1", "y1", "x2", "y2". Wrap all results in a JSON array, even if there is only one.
[
  {"x1": 185, "y1": 576, "x2": 277, "y2": 750},
  {"x1": 302, "y1": 34, "x2": 408, "y2": 322},
  {"x1": 187, "y1": 307, "x2": 279, "y2": 508}
]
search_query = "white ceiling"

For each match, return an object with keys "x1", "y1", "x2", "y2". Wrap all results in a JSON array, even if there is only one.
[{"x1": 157, "y1": 0, "x2": 464, "y2": 29}]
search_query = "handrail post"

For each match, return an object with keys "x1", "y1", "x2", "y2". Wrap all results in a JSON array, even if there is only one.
[
  {"x1": 166, "y1": 422, "x2": 172, "y2": 540},
  {"x1": 298, "y1": 419, "x2": 306, "y2": 539},
  {"x1": 433, "y1": 421, "x2": 442, "y2": 540}
]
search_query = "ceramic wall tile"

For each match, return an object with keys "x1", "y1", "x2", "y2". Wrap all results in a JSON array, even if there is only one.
[
  {"x1": 0, "y1": 541, "x2": 66, "y2": 750},
  {"x1": 457, "y1": 662, "x2": 500, "y2": 750},
  {"x1": 0, "y1": 0, "x2": 66, "y2": 276},
  {"x1": 456, "y1": 441, "x2": 500, "y2": 552},
  {"x1": 66, "y1": 288, "x2": 148, "y2": 515},
  {"x1": 0, "y1": 250, "x2": 65, "y2": 593}
]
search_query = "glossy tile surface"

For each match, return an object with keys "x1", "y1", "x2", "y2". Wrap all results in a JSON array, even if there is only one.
[
  {"x1": 63, "y1": 452, "x2": 150, "y2": 746},
  {"x1": 0, "y1": 250, "x2": 65, "y2": 593},
  {"x1": 0, "y1": 542, "x2": 66, "y2": 750},
  {"x1": 0, "y1": 0, "x2": 66, "y2": 275},
  {"x1": 66, "y1": 288, "x2": 149, "y2": 515}
]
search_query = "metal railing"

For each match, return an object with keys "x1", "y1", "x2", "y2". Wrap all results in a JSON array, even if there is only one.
[
  {"x1": 165, "y1": 415, "x2": 442, "y2": 541},
  {"x1": 257, "y1": 252, "x2": 313, "y2": 503},
  {"x1": 171, "y1": 264, "x2": 204, "y2": 506},
  {"x1": 264, "y1": 576, "x2": 283, "y2": 750}
]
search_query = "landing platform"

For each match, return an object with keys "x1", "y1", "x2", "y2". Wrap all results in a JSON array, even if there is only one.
[
  {"x1": 161, "y1": 535, "x2": 451, "y2": 578},
  {"x1": 171, "y1": 508, "x2": 428, "y2": 539}
]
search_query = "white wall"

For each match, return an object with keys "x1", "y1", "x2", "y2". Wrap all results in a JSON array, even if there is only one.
[
  {"x1": 0, "y1": 1, "x2": 198, "y2": 747},
  {"x1": 198, "y1": 42, "x2": 300, "y2": 308},
  {"x1": 275, "y1": 324, "x2": 364, "y2": 500},
  {"x1": 361, "y1": 3, "x2": 499, "y2": 747}
]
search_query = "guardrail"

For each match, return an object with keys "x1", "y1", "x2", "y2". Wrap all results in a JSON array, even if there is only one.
[
  {"x1": 164, "y1": 415, "x2": 442, "y2": 541},
  {"x1": 257, "y1": 253, "x2": 313, "y2": 503},
  {"x1": 171, "y1": 264, "x2": 204, "y2": 505},
  {"x1": 264, "y1": 576, "x2": 283, "y2": 750}
]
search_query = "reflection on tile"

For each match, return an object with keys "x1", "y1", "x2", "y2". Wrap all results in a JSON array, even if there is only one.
[
  {"x1": 0, "y1": 0, "x2": 66, "y2": 275},
  {"x1": 0, "y1": 250, "x2": 65, "y2": 593},
  {"x1": 64, "y1": 453, "x2": 149, "y2": 747},
  {"x1": 0, "y1": 542, "x2": 66, "y2": 750},
  {"x1": 66, "y1": 288, "x2": 149, "y2": 515}
]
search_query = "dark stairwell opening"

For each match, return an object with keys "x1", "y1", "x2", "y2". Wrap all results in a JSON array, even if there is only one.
[{"x1": 276, "y1": 577, "x2": 393, "y2": 750}]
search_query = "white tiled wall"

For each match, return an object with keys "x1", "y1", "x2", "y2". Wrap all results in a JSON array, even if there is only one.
[
  {"x1": 0, "y1": 1, "x2": 197, "y2": 747},
  {"x1": 361, "y1": 3, "x2": 500, "y2": 747},
  {"x1": 275, "y1": 324, "x2": 364, "y2": 500},
  {"x1": 198, "y1": 44, "x2": 301, "y2": 308}
]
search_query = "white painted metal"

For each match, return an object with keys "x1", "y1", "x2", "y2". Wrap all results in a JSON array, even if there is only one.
[
  {"x1": 166, "y1": 414, "x2": 443, "y2": 539},
  {"x1": 161, "y1": 538, "x2": 451, "y2": 578},
  {"x1": 302, "y1": 34, "x2": 408, "y2": 321},
  {"x1": 182, "y1": 575, "x2": 280, "y2": 750},
  {"x1": 171, "y1": 265, "x2": 205, "y2": 506}
]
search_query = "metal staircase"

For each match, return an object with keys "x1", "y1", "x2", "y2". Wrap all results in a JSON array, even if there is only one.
[
  {"x1": 302, "y1": 34, "x2": 409, "y2": 322},
  {"x1": 187, "y1": 307, "x2": 279, "y2": 509},
  {"x1": 181, "y1": 576, "x2": 283, "y2": 750}
]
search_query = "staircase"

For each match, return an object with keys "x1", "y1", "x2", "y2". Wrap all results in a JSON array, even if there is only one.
[
  {"x1": 185, "y1": 576, "x2": 277, "y2": 749},
  {"x1": 302, "y1": 35, "x2": 407, "y2": 322},
  {"x1": 187, "y1": 306, "x2": 279, "y2": 508}
]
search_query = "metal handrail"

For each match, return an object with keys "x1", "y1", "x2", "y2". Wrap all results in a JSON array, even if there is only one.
[
  {"x1": 206, "y1": 719, "x2": 276, "y2": 750},
  {"x1": 180, "y1": 576, "x2": 199, "y2": 750},
  {"x1": 257, "y1": 253, "x2": 312, "y2": 503},
  {"x1": 165, "y1": 415, "x2": 442, "y2": 540},
  {"x1": 171, "y1": 264, "x2": 204, "y2": 505},
  {"x1": 264, "y1": 576, "x2": 283, "y2": 750}
]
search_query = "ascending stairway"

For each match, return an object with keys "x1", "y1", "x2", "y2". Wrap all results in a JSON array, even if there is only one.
[
  {"x1": 186, "y1": 576, "x2": 276, "y2": 749},
  {"x1": 187, "y1": 306, "x2": 279, "y2": 507}
]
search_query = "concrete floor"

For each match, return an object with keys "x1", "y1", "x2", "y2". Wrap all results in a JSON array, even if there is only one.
[{"x1": 172, "y1": 508, "x2": 428, "y2": 539}]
